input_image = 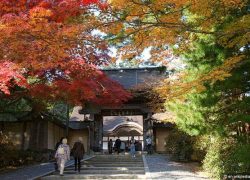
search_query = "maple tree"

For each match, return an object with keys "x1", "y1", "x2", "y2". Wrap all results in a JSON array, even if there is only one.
[
  {"x1": 0, "y1": 0, "x2": 131, "y2": 106},
  {"x1": 94, "y1": 0, "x2": 249, "y2": 98},
  {"x1": 91, "y1": 1, "x2": 250, "y2": 177}
]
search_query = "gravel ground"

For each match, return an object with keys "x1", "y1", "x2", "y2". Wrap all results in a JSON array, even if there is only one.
[{"x1": 145, "y1": 154, "x2": 209, "y2": 180}]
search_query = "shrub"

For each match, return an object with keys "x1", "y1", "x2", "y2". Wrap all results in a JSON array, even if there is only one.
[
  {"x1": 202, "y1": 136, "x2": 250, "y2": 179},
  {"x1": 165, "y1": 129, "x2": 194, "y2": 162}
]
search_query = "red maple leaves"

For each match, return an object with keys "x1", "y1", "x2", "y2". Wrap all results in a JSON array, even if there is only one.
[
  {"x1": 29, "y1": 60, "x2": 131, "y2": 106},
  {"x1": 0, "y1": 0, "x2": 130, "y2": 106},
  {"x1": 0, "y1": 61, "x2": 28, "y2": 95}
]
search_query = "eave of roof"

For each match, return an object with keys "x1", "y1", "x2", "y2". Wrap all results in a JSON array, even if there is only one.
[
  {"x1": 102, "y1": 66, "x2": 165, "y2": 71},
  {"x1": 69, "y1": 121, "x2": 90, "y2": 130}
]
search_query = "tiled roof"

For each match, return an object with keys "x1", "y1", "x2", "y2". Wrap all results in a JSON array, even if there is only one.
[
  {"x1": 103, "y1": 67, "x2": 165, "y2": 89},
  {"x1": 103, "y1": 116, "x2": 143, "y2": 131}
]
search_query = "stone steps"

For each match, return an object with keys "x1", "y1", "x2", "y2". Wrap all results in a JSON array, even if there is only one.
[
  {"x1": 66, "y1": 167, "x2": 144, "y2": 170},
  {"x1": 61, "y1": 170, "x2": 145, "y2": 174},
  {"x1": 86, "y1": 160, "x2": 142, "y2": 163},
  {"x1": 87, "y1": 159, "x2": 142, "y2": 161},
  {"x1": 78, "y1": 163, "x2": 143, "y2": 167},
  {"x1": 87, "y1": 159, "x2": 144, "y2": 163},
  {"x1": 86, "y1": 162, "x2": 143, "y2": 164},
  {"x1": 42, "y1": 174, "x2": 146, "y2": 179},
  {"x1": 41, "y1": 155, "x2": 145, "y2": 179}
]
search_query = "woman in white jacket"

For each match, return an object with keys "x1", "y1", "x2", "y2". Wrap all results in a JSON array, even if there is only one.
[{"x1": 55, "y1": 138, "x2": 70, "y2": 176}]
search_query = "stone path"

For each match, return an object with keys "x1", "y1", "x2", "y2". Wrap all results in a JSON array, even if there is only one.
[
  {"x1": 145, "y1": 154, "x2": 209, "y2": 180},
  {"x1": 0, "y1": 155, "x2": 93, "y2": 180},
  {"x1": 0, "y1": 154, "x2": 209, "y2": 180}
]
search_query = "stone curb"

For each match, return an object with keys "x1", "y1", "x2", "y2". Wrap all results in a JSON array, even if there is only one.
[{"x1": 30, "y1": 155, "x2": 95, "y2": 180}]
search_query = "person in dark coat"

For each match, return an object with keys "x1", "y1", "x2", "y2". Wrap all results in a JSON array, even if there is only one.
[
  {"x1": 108, "y1": 139, "x2": 113, "y2": 154},
  {"x1": 115, "y1": 137, "x2": 121, "y2": 154},
  {"x1": 71, "y1": 137, "x2": 85, "y2": 172}
]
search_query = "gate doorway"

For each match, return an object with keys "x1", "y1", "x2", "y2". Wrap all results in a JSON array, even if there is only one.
[{"x1": 102, "y1": 115, "x2": 144, "y2": 152}]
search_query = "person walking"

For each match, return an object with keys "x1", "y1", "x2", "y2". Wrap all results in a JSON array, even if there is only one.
[
  {"x1": 71, "y1": 137, "x2": 85, "y2": 173},
  {"x1": 120, "y1": 141, "x2": 125, "y2": 153},
  {"x1": 115, "y1": 137, "x2": 121, "y2": 154},
  {"x1": 130, "y1": 136, "x2": 136, "y2": 158},
  {"x1": 55, "y1": 138, "x2": 70, "y2": 176},
  {"x1": 108, "y1": 139, "x2": 113, "y2": 154},
  {"x1": 54, "y1": 137, "x2": 64, "y2": 171},
  {"x1": 146, "y1": 136, "x2": 152, "y2": 154}
]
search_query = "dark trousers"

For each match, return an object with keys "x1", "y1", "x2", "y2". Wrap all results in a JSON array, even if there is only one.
[
  {"x1": 147, "y1": 144, "x2": 152, "y2": 154},
  {"x1": 108, "y1": 147, "x2": 112, "y2": 154},
  {"x1": 117, "y1": 147, "x2": 121, "y2": 154},
  {"x1": 54, "y1": 162, "x2": 58, "y2": 171},
  {"x1": 74, "y1": 157, "x2": 81, "y2": 172}
]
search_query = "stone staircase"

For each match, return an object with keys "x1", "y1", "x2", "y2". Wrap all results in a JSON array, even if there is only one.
[{"x1": 41, "y1": 154, "x2": 146, "y2": 179}]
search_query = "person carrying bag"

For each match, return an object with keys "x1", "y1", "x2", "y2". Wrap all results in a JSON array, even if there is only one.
[{"x1": 55, "y1": 138, "x2": 70, "y2": 176}]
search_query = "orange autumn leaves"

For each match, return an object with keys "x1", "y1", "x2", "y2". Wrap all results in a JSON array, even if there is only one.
[
  {"x1": 105, "y1": 0, "x2": 248, "y2": 56},
  {"x1": 103, "y1": 0, "x2": 249, "y2": 100},
  {"x1": 1, "y1": 0, "x2": 248, "y2": 104}
]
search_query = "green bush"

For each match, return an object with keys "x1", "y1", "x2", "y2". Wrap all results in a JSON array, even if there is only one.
[
  {"x1": 202, "y1": 136, "x2": 250, "y2": 179},
  {"x1": 165, "y1": 129, "x2": 195, "y2": 162},
  {"x1": 229, "y1": 144, "x2": 250, "y2": 173}
]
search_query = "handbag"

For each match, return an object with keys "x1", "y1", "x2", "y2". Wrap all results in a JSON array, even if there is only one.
[{"x1": 57, "y1": 146, "x2": 65, "y2": 155}]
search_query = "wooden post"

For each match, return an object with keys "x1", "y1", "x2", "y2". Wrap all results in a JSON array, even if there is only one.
[
  {"x1": 66, "y1": 104, "x2": 69, "y2": 138},
  {"x1": 87, "y1": 125, "x2": 90, "y2": 155}
]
